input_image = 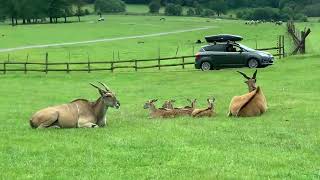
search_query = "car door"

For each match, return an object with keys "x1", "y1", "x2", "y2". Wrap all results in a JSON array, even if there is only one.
[
  {"x1": 224, "y1": 45, "x2": 246, "y2": 67},
  {"x1": 209, "y1": 44, "x2": 228, "y2": 67}
]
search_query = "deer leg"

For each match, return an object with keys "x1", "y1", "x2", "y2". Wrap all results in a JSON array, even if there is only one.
[
  {"x1": 77, "y1": 118, "x2": 99, "y2": 128},
  {"x1": 78, "y1": 122, "x2": 99, "y2": 128},
  {"x1": 37, "y1": 112, "x2": 59, "y2": 129}
]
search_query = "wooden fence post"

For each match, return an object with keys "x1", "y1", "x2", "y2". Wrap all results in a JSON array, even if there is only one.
[
  {"x1": 66, "y1": 63, "x2": 70, "y2": 74},
  {"x1": 278, "y1": 35, "x2": 281, "y2": 59},
  {"x1": 24, "y1": 63, "x2": 27, "y2": 74},
  {"x1": 3, "y1": 62, "x2": 6, "y2": 74},
  {"x1": 87, "y1": 57, "x2": 91, "y2": 73},
  {"x1": 134, "y1": 60, "x2": 137, "y2": 72},
  {"x1": 111, "y1": 62, "x2": 114, "y2": 72},
  {"x1": 282, "y1": 35, "x2": 285, "y2": 58},
  {"x1": 45, "y1": 52, "x2": 48, "y2": 74},
  {"x1": 158, "y1": 47, "x2": 161, "y2": 70},
  {"x1": 182, "y1": 57, "x2": 185, "y2": 69}
]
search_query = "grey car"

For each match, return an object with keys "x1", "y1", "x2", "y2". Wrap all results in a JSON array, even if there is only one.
[{"x1": 195, "y1": 42, "x2": 274, "y2": 70}]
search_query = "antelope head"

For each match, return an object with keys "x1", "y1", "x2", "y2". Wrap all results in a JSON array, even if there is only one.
[
  {"x1": 186, "y1": 99, "x2": 197, "y2": 109},
  {"x1": 90, "y1": 82, "x2": 120, "y2": 109},
  {"x1": 207, "y1": 97, "x2": 215, "y2": 109},
  {"x1": 144, "y1": 99, "x2": 158, "y2": 109},
  {"x1": 237, "y1": 70, "x2": 258, "y2": 92},
  {"x1": 162, "y1": 100, "x2": 175, "y2": 109}
]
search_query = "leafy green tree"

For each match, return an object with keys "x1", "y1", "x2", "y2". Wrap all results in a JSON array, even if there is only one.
[
  {"x1": 94, "y1": 0, "x2": 126, "y2": 13},
  {"x1": 149, "y1": 0, "x2": 161, "y2": 13},
  {"x1": 209, "y1": 0, "x2": 227, "y2": 16},
  {"x1": 186, "y1": 8, "x2": 195, "y2": 16},
  {"x1": 74, "y1": 0, "x2": 85, "y2": 22},
  {"x1": 165, "y1": 3, "x2": 182, "y2": 16}
]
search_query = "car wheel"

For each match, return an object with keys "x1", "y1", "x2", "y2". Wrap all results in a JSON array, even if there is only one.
[
  {"x1": 247, "y1": 59, "x2": 259, "y2": 68},
  {"x1": 201, "y1": 62, "x2": 212, "y2": 71}
]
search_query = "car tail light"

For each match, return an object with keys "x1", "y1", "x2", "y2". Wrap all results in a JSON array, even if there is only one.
[{"x1": 195, "y1": 53, "x2": 201, "y2": 61}]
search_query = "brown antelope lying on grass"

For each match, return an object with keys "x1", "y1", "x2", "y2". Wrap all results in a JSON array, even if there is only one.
[
  {"x1": 228, "y1": 70, "x2": 267, "y2": 117},
  {"x1": 191, "y1": 98, "x2": 216, "y2": 117},
  {"x1": 29, "y1": 82, "x2": 120, "y2": 128},
  {"x1": 144, "y1": 99, "x2": 177, "y2": 118},
  {"x1": 144, "y1": 99, "x2": 197, "y2": 118},
  {"x1": 161, "y1": 99, "x2": 197, "y2": 115}
]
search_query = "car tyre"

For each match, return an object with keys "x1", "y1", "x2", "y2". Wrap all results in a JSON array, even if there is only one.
[
  {"x1": 201, "y1": 61, "x2": 212, "y2": 71},
  {"x1": 247, "y1": 59, "x2": 259, "y2": 68}
]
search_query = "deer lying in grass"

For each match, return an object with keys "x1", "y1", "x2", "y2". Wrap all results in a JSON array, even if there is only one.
[
  {"x1": 191, "y1": 98, "x2": 216, "y2": 117},
  {"x1": 29, "y1": 82, "x2": 120, "y2": 128},
  {"x1": 162, "y1": 99, "x2": 197, "y2": 116},
  {"x1": 144, "y1": 99, "x2": 176, "y2": 118},
  {"x1": 228, "y1": 70, "x2": 267, "y2": 117},
  {"x1": 162, "y1": 100, "x2": 175, "y2": 109}
]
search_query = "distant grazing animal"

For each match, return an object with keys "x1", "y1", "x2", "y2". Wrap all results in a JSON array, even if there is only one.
[
  {"x1": 228, "y1": 70, "x2": 267, "y2": 117},
  {"x1": 29, "y1": 82, "x2": 120, "y2": 128},
  {"x1": 275, "y1": 21, "x2": 283, "y2": 25},
  {"x1": 191, "y1": 97, "x2": 216, "y2": 117},
  {"x1": 160, "y1": 17, "x2": 166, "y2": 21}
]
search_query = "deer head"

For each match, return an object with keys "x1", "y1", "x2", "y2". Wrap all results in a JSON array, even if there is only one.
[
  {"x1": 237, "y1": 70, "x2": 258, "y2": 92},
  {"x1": 162, "y1": 100, "x2": 175, "y2": 109},
  {"x1": 90, "y1": 82, "x2": 120, "y2": 109},
  {"x1": 144, "y1": 99, "x2": 158, "y2": 109},
  {"x1": 186, "y1": 99, "x2": 197, "y2": 109}
]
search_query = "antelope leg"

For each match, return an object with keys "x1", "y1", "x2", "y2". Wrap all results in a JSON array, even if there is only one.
[
  {"x1": 78, "y1": 121, "x2": 99, "y2": 128},
  {"x1": 37, "y1": 112, "x2": 59, "y2": 129}
]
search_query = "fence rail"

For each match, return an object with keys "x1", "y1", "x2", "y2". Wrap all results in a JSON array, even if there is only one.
[{"x1": 0, "y1": 36, "x2": 285, "y2": 74}]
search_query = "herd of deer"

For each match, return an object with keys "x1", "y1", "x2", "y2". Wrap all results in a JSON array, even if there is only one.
[{"x1": 29, "y1": 70, "x2": 267, "y2": 129}]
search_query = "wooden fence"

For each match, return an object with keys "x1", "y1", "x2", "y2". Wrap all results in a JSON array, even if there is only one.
[
  {"x1": 287, "y1": 21, "x2": 311, "y2": 55},
  {"x1": 0, "y1": 37, "x2": 285, "y2": 74}
]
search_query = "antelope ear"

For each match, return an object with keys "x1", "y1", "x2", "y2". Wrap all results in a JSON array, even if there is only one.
[
  {"x1": 171, "y1": 100, "x2": 176, "y2": 103},
  {"x1": 152, "y1": 99, "x2": 158, "y2": 102},
  {"x1": 212, "y1": 97, "x2": 216, "y2": 102}
]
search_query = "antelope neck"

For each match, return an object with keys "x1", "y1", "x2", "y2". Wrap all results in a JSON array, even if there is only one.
[{"x1": 93, "y1": 97, "x2": 108, "y2": 121}]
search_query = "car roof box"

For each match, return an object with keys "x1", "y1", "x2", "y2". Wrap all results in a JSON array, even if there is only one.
[{"x1": 205, "y1": 34, "x2": 243, "y2": 43}]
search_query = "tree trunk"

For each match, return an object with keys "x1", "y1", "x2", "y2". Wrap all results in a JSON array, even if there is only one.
[
  {"x1": 11, "y1": 17, "x2": 14, "y2": 26},
  {"x1": 78, "y1": 16, "x2": 80, "y2": 22},
  {"x1": 23, "y1": 19, "x2": 26, "y2": 24},
  {"x1": 27, "y1": 19, "x2": 31, "y2": 24},
  {"x1": 55, "y1": 18, "x2": 58, "y2": 23},
  {"x1": 50, "y1": 17, "x2": 52, "y2": 23},
  {"x1": 64, "y1": 16, "x2": 67, "y2": 23},
  {"x1": 15, "y1": 18, "x2": 18, "y2": 25}
]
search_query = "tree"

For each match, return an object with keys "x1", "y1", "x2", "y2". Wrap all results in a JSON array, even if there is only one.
[
  {"x1": 149, "y1": 0, "x2": 161, "y2": 13},
  {"x1": 186, "y1": 8, "x2": 195, "y2": 16},
  {"x1": 165, "y1": 3, "x2": 182, "y2": 16},
  {"x1": 74, "y1": 0, "x2": 85, "y2": 22},
  {"x1": 94, "y1": 0, "x2": 126, "y2": 13},
  {"x1": 209, "y1": 0, "x2": 227, "y2": 16}
]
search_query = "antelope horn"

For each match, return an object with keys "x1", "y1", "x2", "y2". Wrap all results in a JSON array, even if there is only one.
[
  {"x1": 237, "y1": 71, "x2": 251, "y2": 80},
  {"x1": 90, "y1": 83, "x2": 104, "y2": 91},
  {"x1": 212, "y1": 97, "x2": 216, "y2": 102},
  {"x1": 252, "y1": 70, "x2": 258, "y2": 80},
  {"x1": 98, "y1": 81, "x2": 111, "y2": 92}
]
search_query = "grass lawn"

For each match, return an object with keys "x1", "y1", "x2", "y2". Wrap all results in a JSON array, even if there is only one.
[
  {"x1": 0, "y1": 15, "x2": 294, "y2": 63},
  {"x1": 0, "y1": 54, "x2": 319, "y2": 179}
]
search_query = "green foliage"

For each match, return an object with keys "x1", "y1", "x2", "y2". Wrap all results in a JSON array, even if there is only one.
[
  {"x1": 164, "y1": 3, "x2": 182, "y2": 16},
  {"x1": 201, "y1": 9, "x2": 215, "y2": 17},
  {"x1": 148, "y1": 0, "x2": 161, "y2": 13},
  {"x1": 302, "y1": 3, "x2": 320, "y2": 17},
  {"x1": 186, "y1": 8, "x2": 195, "y2": 16},
  {"x1": 94, "y1": 0, "x2": 126, "y2": 13}
]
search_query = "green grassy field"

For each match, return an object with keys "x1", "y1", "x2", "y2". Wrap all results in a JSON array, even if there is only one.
[
  {"x1": 0, "y1": 15, "x2": 295, "y2": 63},
  {"x1": 0, "y1": 13, "x2": 319, "y2": 179},
  {"x1": 0, "y1": 55, "x2": 319, "y2": 179}
]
